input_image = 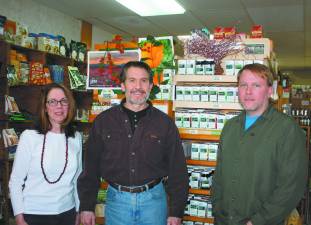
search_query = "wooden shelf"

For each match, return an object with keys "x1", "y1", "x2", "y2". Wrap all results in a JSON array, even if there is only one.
[
  {"x1": 187, "y1": 159, "x2": 216, "y2": 167},
  {"x1": 189, "y1": 188, "x2": 211, "y2": 195},
  {"x1": 173, "y1": 100, "x2": 242, "y2": 110},
  {"x1": 179, "y1": 128, "x2": 220, "y2": 140},
  {"x1": 174, "y1": 75, "x2": 237, "y2": 84},
  {"x1": 96, "y1": 216, "x2": 104, "y2": 224},
  {"x1": 183, "y1": 215, "x2": 214, "y2": 223}
]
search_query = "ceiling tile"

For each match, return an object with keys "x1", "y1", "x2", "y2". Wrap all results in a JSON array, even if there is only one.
[
  {"x1": 178, "y1": 0, "x2": 243, "y2": 10},
  {"x1": 246, "y1": 5, "x2": 303, "y2": 32}
]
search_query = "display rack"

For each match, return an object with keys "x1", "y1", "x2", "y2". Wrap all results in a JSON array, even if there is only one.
[{"x1": 0, "y1": 40, "x2": 90, "y2": 224}]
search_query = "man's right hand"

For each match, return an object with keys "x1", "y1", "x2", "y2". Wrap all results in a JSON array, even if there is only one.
[{"x1": 80, "y1": 211, "x2": 96, "y2": 225}]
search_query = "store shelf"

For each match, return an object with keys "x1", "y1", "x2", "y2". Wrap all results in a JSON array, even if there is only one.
[
  {"x1": 187, "y1": 159, "x2": 216, "y2": 167},
  {"x1": 96, "y1": 216, "x2": 105, "y2": 224},
  {"x1": 174, "y1": 75, "x2": 237, "y2": 84},
  {"x1": 189, "y1": 188, "x2": 211, "y2": 195},
  {"x1": 183, "y1": 215, "x2": 214, "y2": 223},
  {"x1": 179, "y1": 128, "x2": 221, "y2": 140},
  {"x1": 173, "y1": 101, "x2": 242, "y2": 110}
]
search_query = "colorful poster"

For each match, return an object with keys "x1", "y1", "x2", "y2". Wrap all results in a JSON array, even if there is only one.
[{"x1": 87, "y1": 50, "x2": 141, "y2": 89}]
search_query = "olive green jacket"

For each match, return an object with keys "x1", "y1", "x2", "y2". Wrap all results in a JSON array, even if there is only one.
[{"x1": 212, "y1": 105, "x2": 308, "y2": 225}]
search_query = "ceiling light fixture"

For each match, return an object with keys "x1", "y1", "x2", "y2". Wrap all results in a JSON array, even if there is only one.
[{"x1": 114, "y1": 0, "x2": 186, "y2": 16}]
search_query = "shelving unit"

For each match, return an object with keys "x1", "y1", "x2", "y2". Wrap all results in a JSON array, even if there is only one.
[
  {"x1": 174, "y1": 61, "x2": 243, "y2": 224},
  {"x1": 173, "y1": 100, "x2": 242, "y2": 111},
  {"x1": 0, "y1": 40, "x2": 90, "y2": 224}
]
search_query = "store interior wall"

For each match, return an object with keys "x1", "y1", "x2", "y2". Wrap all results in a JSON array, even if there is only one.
[{"x1": 0, "y1": 0, "x2": 113, "y2": 49}]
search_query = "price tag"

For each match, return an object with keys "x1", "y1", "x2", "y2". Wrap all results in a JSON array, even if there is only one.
[{"x1": 212, "y1": 76, "x2": 221, "y2": 81}]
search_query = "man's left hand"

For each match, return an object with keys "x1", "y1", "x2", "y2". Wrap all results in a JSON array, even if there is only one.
[{"x1": 167, "y1": 217, "x2": 181, "y2": 225}]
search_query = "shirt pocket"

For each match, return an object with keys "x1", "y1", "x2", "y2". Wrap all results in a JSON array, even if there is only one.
[{"x1": 142, "y1": 133, "x2": 165, "y2": 164}]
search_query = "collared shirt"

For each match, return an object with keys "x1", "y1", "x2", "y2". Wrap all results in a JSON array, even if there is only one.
[
  {"x1": 212, "y1": 105, "x2": 308, "y2": 225},
  {"x1": 78, "y1": 102, "x2": 189, "y2": 217},
  {"x1": 121, "y1": 102, "x2": 150, "y2": 133}
]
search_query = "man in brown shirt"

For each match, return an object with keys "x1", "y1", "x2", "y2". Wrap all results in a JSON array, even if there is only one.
[{"x1": 78, "y1": 61, "x2": 189, "y2": 225}]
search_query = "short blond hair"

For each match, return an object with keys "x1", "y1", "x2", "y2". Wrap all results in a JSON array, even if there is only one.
[{"x1": 237, "y1": 63, "x2": 274, "y2": 87}]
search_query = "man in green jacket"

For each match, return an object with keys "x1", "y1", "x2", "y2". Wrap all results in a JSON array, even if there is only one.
[{"x1": 212, "y1": 63, "x2": 308, "y2": 225}]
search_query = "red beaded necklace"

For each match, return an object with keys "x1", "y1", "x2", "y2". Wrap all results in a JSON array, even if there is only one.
[{"x1": 41, "y1": 134, "x2": 68, "y2": 184}]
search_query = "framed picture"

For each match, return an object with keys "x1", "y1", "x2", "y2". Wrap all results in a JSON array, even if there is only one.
[{"x1": 87, "y1": 49, "x2": 141, "y2": 89}]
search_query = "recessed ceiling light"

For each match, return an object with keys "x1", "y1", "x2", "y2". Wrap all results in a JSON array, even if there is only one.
[{"x1": 114, "y1": 0, "x2": 186, "y2": 16}]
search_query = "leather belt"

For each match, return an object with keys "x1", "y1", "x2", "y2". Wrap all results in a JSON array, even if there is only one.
[{"x1": 109, "y1": 178, "x2": 162, "y2": 193}]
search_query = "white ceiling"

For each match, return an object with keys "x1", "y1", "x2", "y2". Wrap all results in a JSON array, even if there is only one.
[{"x1": 33, "y1": 0, "x2": 311, "y2": 73}]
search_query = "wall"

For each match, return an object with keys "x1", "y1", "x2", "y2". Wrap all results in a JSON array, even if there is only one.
[
  {"x1": 92, "y1": 25, "x2": 113, "y2": 48},
  {"x1": 0, "y1": 0, "x2": 113, "y2": 49}
]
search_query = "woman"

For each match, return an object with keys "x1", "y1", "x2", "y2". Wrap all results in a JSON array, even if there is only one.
[{"x1": 9, "y1": 83, "x2": 82, "y2": 225}]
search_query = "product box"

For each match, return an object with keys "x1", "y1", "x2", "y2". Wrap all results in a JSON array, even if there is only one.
[
  {"x1": 160, "y1": 85, "x2": 171, "y2": 100},
  {"x1": 190, "y1": 171, "x2": 201, "y2": 189},
  {"x1": 225, "y1": 60, "x2": 235, "y2": 75},
  {"x1": 199, "y1": 143, "x2": 208, "y2": 160},
  {"x1": 209, "y1": 87, "x2": 218, "y2": 102},
  {"x1": 217, "y1": 114, "x2": 226, "y2": 130},
  {"x1": 186, "y1": 60, "x2": 196, "y2": 74},
  {"x1": 192, "y1": 86, "x2": 201, "y2": 101},
  {"x1": 208, "y1": 143, "x2": 218, "y2": 161},
  {"x1": 175, "y1": 112, "x2": 183, "y2": 128},
  {"x1": 214, "y1": 26, "x2": 224, "y2": 39},
  {"x1": 184, "y1": 86, "x2": 192, "y2": 101},
  {"x1": 178, "y1": 60, "x2": 187, "y2": 74},
  {"x1": 234, "y1": 60, "x2": 244, "y2": 76},
  {"x1": 191, "y1": 143, "x2": 200, "y2": 160},
  {"x1": 195, "y1": 59, "x2": 205, "y2": 75},
  {"x1": 217, "y1": 87, "x2": 226, "y2": 102},
  {"x1": 226, "y1": 87, "x2": 236, "y2": 102},
  {"x1": 197, "y1": 201, "x2": 207, "y2": 218},
  {"x1": 191, "y1": 112, "x2": 200, "y2": 128},
  {"x1": 244, "y1": 60, "x2": 254, "y2": 66},
  {"x1": 204, "y1": 59, "x2": 215, "y2": 75},
  {"x1": 199, "y1": 113, "x2": 208, "y2": 128},
  {"x1": 189, "y1": 199, "x2": 199, "y2": 216},
  {"x1": 251, "y1": 25, "x2": 263, "y2": 38},
  {"x1": 183, "y1": 112, "x2": 191, "y2": 128},
  {"x1": 200, "y1": 86, "x2": 209, "y2": 102},
  {"x1": 207, "y1": 113, "x2": 217, "y2": 129},
  {"x1": 175, "y1": 86, "x2": 184, "y2": 101},
  {"x1": 163, "y1": 69, "x2": 174, "y2": 84}
]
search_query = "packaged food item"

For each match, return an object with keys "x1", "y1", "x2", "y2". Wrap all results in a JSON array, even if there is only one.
[
  {"x1": 213, "y1": 26, "x2": 224, "y2": 39},
  {"x1": 251, "y1": 25, "x2": 263, "y2": 38},
  {"x1": 29, "y1": 61, "x2": 44, "y2": 85},
  {"x1": 50, "y1": 35, "x2": 59, "y2": 54},
  {"x1": 7, "y1": 65, "x2": 18, "y2": 86},
  {"x1": 4, "y1": 19, "x2": 16, "y2": 43},
  {"x1": 37, "y1": 33, "x2": 51, "y2": 52},
  {"x1": 57, "y1": 35, "x2": 67, "y2": 56},
  {"x1": 77, "y1": 42, "x2": 87, "y2": 62},
  {"x1": 43, "y1": 67, "x2": 53, "y2": 84},
  {"x1": 70, "y1": 40, "x2": 78, "y2": 60},
  {"x1": 26, "y1": 33, "x2": 38, "y2": 49},
  {"x1": 224, "y1": 27, "x2": 236, "y2": 38}
]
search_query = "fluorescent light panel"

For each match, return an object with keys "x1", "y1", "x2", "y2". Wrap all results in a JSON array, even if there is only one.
[{"x1": 115, "y1": 0, "x2": 185, "y2": 16}]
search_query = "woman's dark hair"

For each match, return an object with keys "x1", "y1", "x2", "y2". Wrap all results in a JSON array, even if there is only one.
[
  {"x1": 35, "y1": 83, "x2": 76, "y2": 137},
  {"x1": 120, "y1": 61, "x2": 153, "y2": 83}
]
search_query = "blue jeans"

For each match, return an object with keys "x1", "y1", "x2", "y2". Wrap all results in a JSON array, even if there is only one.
[{"x1": 105, "y1": 182, "x2": 167, "y2": 225}]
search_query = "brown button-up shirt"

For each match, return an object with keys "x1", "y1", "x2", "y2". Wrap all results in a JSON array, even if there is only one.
[{"x1": 78, "y1": 102, "x2": 189, "y2": 217}]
